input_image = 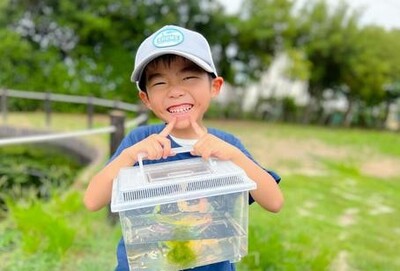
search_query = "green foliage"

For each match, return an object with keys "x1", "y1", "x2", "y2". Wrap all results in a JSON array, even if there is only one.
[
  {"x1": 1, "y1": 120, "x2": 400, "y2": 270},
  {"x1": 1, "y1": 192, "x2": 84, "y2": 268},
  {"x1": 285, "y1": 48, "x2": 311, "y2": 81},
  {"x1": 0, "y1": 145, "x2": 83, "y2": 212},
  {"x1": 281, "y1": 96, "x2": 298, "y2": 122},
  {"x1": 0, "y1": 190, "x2": 121, "y2": 271},
  {"x1": 241, "y1": 221, "x2": 335, "y2": 271},
  {"x1": 239, "y1": 171, "x2": 400, "y2": 271},
  {"x1": 319, "y1": 159, "x2": 360, "y2": 176},
  {"x1": 165, "y1": 226, "x2": 200, "y2": 267},
  {"x1": 1, "y1": 191, "x2": 121, "y2": 271},
  {"x1": 341, "y1": 26, "x2": 390, "y2": 106},
  {"x1": 166, "y1": 240, "x2": 197, "y2": 268},
  {"x1": 6, "y1": 196, "x2": 75, "y2": 256},
  {"x1": 0, "y1": 29, "x2": 35, "y2": 88},
  {"x1": 1, "y1": 0, "x2": 400, "y2": 126},
  {"x1": 295, "y1": 1, "x2": 360, "y2": 88},
  {"x1": 0, "y1": 0, "x2": 230, "y2": 106},
  {"x1": 203, "y1": 120, "x2": 400, "y2": 270},
  {"x1": 232, "y1": 0, "x2": 295, "y2": 83}
]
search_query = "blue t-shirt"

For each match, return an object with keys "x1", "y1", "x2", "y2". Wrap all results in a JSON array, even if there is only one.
[{"x1": 112, "y1": 124, "x2": 281, "y2": 271}]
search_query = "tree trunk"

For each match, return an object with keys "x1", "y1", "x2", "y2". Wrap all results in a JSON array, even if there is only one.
[
  {"x1": 379, "y1": 100, "x2": 391, "y2": 129},
  {"x1": 343, "y1": 99, "x2": 354, "y2": 127}
]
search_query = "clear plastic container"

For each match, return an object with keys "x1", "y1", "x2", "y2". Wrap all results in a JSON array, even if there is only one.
[{"x1": 111, "y1": 150, "x2": 256, "y2": 271}]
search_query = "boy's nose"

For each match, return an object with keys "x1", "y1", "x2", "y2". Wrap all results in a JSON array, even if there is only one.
[{"x1": 168, "y1": 86, "x2": 185, "y2": 98}]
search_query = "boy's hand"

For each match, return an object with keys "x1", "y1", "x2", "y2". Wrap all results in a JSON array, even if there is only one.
[
  {"x1": 125, "y1": 117, "x2": 176, "y2": 161},
  {"x1": 190, "y1": 118, "x2": 241, "y2": 161}
]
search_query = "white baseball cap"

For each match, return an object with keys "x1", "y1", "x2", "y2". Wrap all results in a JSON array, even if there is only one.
[{"x1": 131, "y1": 25, "x2": 218, "y2": 91}]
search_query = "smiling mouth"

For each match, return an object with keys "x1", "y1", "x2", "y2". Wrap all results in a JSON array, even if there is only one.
[{"x1": 167, "y1": 104, "x2": 193, "y2": 114}]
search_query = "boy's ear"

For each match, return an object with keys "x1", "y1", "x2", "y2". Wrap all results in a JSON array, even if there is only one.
[
  {"x1": 211, "y1": 76, "x2": 224, "y2": 97},
  {"x1": 139, "y1": 91, "x2": 152, "y2": 110}
]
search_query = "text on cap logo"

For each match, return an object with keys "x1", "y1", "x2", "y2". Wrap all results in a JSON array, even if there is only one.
[{"x1": 153, "y1": 28, "x2": 184, "y2": 48}]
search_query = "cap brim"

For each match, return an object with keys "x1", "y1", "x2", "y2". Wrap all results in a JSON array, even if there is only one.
[{"x1": 130, "y1": 50, "x2": 216, "y2": 84}]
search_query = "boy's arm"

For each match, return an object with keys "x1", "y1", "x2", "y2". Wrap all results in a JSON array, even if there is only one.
[
  {"x1": 231, "y1": 151, "x2": 284, "y2": 212},
  {"x1": 190, "y1": 120, "x2": 284, "y2": 213},
  {"x1": 83, "y1": 149, "x2": 138, "y2": 211},
  {"x1": 84, "y1": 120, "x2": 176, "y2": 211}
]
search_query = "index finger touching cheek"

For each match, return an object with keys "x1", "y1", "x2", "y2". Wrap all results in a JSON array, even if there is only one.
[
  {"x1": 159, "y1": 117, "x2": 177, "y2": 137},
  {"x1": 190, "y1": 117, "x2": 207, "y2": 137}
]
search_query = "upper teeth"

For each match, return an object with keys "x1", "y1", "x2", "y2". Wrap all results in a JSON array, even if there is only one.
[{"x1": 168, "y1": 105, "x2": 192, "y2": 113}]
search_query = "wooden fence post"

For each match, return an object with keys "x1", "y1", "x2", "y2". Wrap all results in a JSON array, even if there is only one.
[
  {"x1": 109, "y1": 110, "x2": 125, "y2": 157},
  {"x1": 108, "y1": 110, "x2": 125, "y2": 224},
  {"x1": 87, "y1": 95, "x2": 94, "y2": 129},
  {"x1": 1, "y1": 89, "x2": 7, "y2": 124}
]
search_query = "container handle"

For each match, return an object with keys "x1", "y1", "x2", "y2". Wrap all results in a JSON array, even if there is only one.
[{"x1": 137, "y1": 146, "x2": 216, "y2": 180}]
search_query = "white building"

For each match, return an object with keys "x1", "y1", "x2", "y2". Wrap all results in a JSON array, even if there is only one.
[
  {"x1": 242, "y1": 53, "x2": 309, "y2": 112},
  {"x1": 216, "y1": 53, "x2": 311, "y2": 113},
  {"x1": 216, "y1": 53, "x2": 399, "y2": 130}
]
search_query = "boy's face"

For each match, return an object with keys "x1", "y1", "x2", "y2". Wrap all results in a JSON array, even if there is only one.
[{"x1": 139, "y1": 56, "x2": 223, "y2": 138}]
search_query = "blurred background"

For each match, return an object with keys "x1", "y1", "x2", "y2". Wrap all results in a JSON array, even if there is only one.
[
  {"x1": 0, "y1": 0, "x2": 399, "y2": 270},
  {"x1": 1, "y1": 0, "x2": 400, "y2": 128}
]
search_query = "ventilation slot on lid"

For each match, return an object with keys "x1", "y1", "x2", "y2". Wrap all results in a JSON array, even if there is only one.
[
  {"x1": 123, "y1": 184, "x2": 182, "y2": 202},
  {"x1": 187, "y1": 176, "x2": 244, "y2": 191}
]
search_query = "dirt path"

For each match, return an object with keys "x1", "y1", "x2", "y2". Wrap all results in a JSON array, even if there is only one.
[
  {"x1": 206, "y1": 120, "x2": 400, "y2": 178},
  {"x1": 248, "y1": 136, "x2": 400, "y2": 178}
]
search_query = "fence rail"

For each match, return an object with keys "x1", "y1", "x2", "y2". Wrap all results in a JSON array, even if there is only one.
[
  {"x1": 1, "y1": 88, "x2": 145, "y2": 128},
  {"x1": 1, "y1": 88, "x2": 141, "y2": 111},
  {"x1": 0, "y1": 89, "x2": 148, "y2": 151}
]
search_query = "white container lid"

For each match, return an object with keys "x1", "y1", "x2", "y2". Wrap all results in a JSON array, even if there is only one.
[{"x1": 111, "y1": 157, "x2": 256, "y2": 212}]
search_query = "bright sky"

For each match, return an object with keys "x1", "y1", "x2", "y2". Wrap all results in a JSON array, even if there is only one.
[{"x1": 219, "y1": 0, "x2": 400, "y2": 30}]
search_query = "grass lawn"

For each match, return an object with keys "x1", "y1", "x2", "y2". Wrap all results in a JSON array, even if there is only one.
[
  {"x1": 212, "y1": 120, "x2": 400, "y2": 271},
  {"x1": 1, "y1": 114, "x2": 399, "y2": 270}
]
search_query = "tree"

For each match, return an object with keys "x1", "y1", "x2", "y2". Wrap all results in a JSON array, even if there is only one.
[
  {"x1": 340, "y1": 26, "x2": 391, "y2": 127},
  {"x1": 292, "y1": 0, "x2": 362, "y2": 123},
  {"x1": 0, "y1": 0, "x2": 229, "y2": 106},
  {"x1": 231, "y1": 0, "x2": 296, "y2": 85}
]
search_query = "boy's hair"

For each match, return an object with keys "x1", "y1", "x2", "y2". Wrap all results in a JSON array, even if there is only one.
[
  {"x1": 131, "y1": 25, "x2": 218, "y2": 91},
  {"x1": 139, "y1": 54, "x2": 216, "y2": 92}
]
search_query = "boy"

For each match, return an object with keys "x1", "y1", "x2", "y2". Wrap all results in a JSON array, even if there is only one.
[{"x1": 84, "y1": 25, "x2": 284, "y2": 271}]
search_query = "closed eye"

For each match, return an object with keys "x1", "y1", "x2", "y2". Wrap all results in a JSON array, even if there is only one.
[
  {"x1": 183, "y1": 76, "x2": 199, "y2": 81},
  {"x1": 150, "y1": 81, "x2": 166, "y2": 87}
]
